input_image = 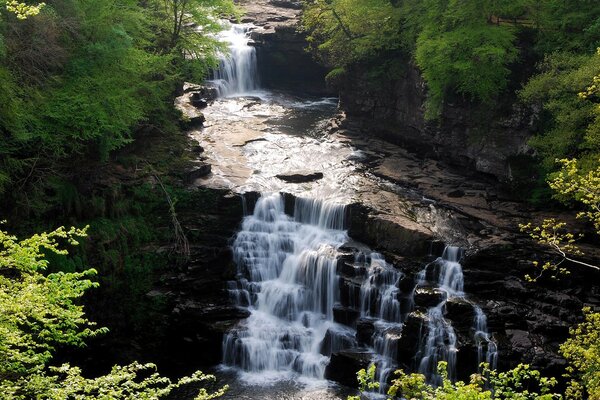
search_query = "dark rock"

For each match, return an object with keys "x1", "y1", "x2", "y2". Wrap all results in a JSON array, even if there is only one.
[
  {"x1": 445, "y1": 298, "x2": 477, "y2": 332},
  {"x1": 320, "y1": 328, "x2": 357, "y2": 356},
  {"x1": 397, "y1": 311, "x2": 428, "y2": 364},
  {"x1": 448, "y1": 189, "x2": 465, "y2": 198},
  {"x1": 356, "y1": 318, "x2": 375, "y2": 346},
  {"x1": 191, "y1": 145, "x2": 205, "y2": 154},
  {"x1": 333, "y1": 305, "x2": 360, "y2": 327},
  {"x1": 414, "y1": 286, "x2": 446, "y2": 308},
  {"x1": 185, "y1": 163, "x2": 211, "y2": 182},
  {"x1": 182, "y1": 113, "x2": 205, "y2": 129},
  {"x1": 325, "y1": 350, "x2": 374, "y2": 388},
  {"x1": 189, "y1": 93, "x2": 209, "y2": 109},
  {"x1": 276, "y1": 171, "x2": 324, "y2": 183},
  {"x1": 348, "y1": 203, "x2": 433, "y2": 256},
  {"x1": 339, "y1": 277, "x2": 362, "y2": 308},
  {"x1": 269, "y1": 0, "x2": 302, "y2": 9},
  {"x1": 184, "y1": 83, "x2": 218, "y2": 100},
  {"x1": 398, "y1": 275, "x2": 417, "y2": 293}
]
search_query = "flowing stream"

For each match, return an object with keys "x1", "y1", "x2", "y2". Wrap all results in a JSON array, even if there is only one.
[{"x1": 194, "y1": 23, "x2": 497, "y2": 398}]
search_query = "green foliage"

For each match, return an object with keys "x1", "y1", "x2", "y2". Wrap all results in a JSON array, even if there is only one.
[
  {"x1": 533, "y1": 0, "x2": 600, "y2": 54},
  {"x1": 348, "y1": 363, "x2": 379, "y2": 400},
  {"x1": 520, "y1": 51, "x2": 600, "y2": 170},
  {"x1": 0, "y1": 225, "x2": 227, "y2": 399},
  {"x1": 349, "y1": 362, "x2": 559, "y2": 400},
  {"x1": 520, "y1": 158, "x2": 600, "y2": 280},
  {"x1": 415, "y1": 20, "x2": 517, "y2": 118},
  {"x1": 560, "y1": 308, "x2": 600, "y2": 400},
  {"x1": 0, "y1": 0, "x2": 235, "y2": 207},
  {"x1": 302, "y1": 0, "x2": 404, "y2": 68},
  {"x1": 302, "y1": 0, "x2": 524, "y2": 117}
]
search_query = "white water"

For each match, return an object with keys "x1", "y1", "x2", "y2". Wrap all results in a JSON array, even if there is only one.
[
  {"x1": 415, "y1": 247, "x2": 497, "y2": 384},
  {"x1": 211, "y1": 23, "x2": 260, "y2": 97},
  {"x1": 223, "y1": 195, "x2": 498, "y2": 390},
  {"x1": 223, "y1": 194, "x2": 348, "y2": 383},
  {"x1": 206, "y1": 22, "x2": 498, "y2": 393}
]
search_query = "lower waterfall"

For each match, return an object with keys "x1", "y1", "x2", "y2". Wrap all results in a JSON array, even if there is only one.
[{"x1": 222, "y1": 193, "x2": 497, "y2": 388}]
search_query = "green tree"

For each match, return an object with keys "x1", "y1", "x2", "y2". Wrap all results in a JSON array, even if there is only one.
[{"x1": 0, "y1": 224, "x2": 227, "y2": 399}]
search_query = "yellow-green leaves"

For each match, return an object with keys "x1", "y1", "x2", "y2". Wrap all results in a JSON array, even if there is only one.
[
  {"x1": 560, "y1": 308, "x2": 600, "y2": 400},
  {"x1": 548, "y1": 158, "x2": 600, "y2": 230},
  {"x1": 0, "y1": 226, "x2": 227, "y2": 399},
  {"x1": 5, "y1": 1, "x2": 45, "y2": 19},
  {"x1": 348, "y1": 363, "x2": 380, "y2": 400},
  {"x1": 519, "y1": 158, "x2": 600, "y2": 281}
]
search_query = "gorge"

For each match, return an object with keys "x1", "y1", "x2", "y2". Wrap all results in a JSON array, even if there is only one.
[
  {"x1": 163, "y1": 8, "x2": 597, "y2": 398},
  {"x1": 1, "y1": 0, "x2": 598, "y2": 399}
]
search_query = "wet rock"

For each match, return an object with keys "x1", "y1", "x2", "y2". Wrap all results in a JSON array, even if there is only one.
[
  {"x1": 414, "y1": 286, "x2": 446, "y2": 308},
  {"x1": 189, "y1": 93, "x2": 209, "y2": 109},
  {"x1": 185, "y1": 163, "x2": 211, "y2": 183},
  {"x1": 276, "y1": 171, "x2": 324, "y2": 183},
  {"x1": 339, "y1": 277, "x2": 362, "y2": 308},
  {"x1": 184, "y1": 82, "x2": 218, "y2": 100},
  {"x1": 445, "y1": 298, "x2": 477, "y2": 332},
  {"x1": 269, "y1": 0, "x2": 302, "y2": 9},
  {"x1": 348, "y1": 205, "x2": 433, "y2": 256},
  {"x1": 333, "y1": 305, "x2": 360, "y2": 327},
  {"x1": 191, "y1": 144, "x2": 205, "y2": 154},
  {"x1": 447, "y1": 189, "x2": 465, "y2": 198},
  {"x1": 398, "y1": 275, "x2": 417, "y2": 293},
  {"x1": 356, "y1": 318, "x2": 375, "y2": 346},
  {"x1": 325, "y1": 349, "x2": 374, "y2": 388},
  {"x1": 506, "y1": 329, "x2": 532, "y2": 350},
  {"x1": 397, "y1": 311, "x2": 428, "y2": 364},
  {"x1": 182, "y1": 113, "x2": 206, "y2": 129},
  {"x1": 320, "y1": 328, "x2": 357, "y2": 356}
]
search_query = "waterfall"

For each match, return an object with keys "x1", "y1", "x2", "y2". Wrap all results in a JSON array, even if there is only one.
[
  {"x1": 223, "y1": 194, "x2": 497, "y2": 388},
  {"x1": 211, "y1": 23, "x2": 260, "y2": 97},
  {"x1": 474, "y1": 306, "x2": 498, "y2": 370},
  {"x1": 223, "y1": 193, "x2": 348, "y2": 381},
  {"x1": 415, "y1": 246, "x2": 497, "y2": 384}
]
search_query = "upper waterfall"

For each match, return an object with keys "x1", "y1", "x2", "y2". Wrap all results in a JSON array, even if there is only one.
[{"x1": 211, "y1": 23, "x2": 260, "y2": 97}]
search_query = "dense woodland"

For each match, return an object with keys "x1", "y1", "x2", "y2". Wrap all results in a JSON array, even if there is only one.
[{"x1": 0, "y1": 0, "x2": 599, "y2": 399}]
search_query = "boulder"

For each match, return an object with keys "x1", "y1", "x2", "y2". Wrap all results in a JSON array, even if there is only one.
[
  {"x1": 356, "y1": 318, "x2": 375, "y2": 346},
  {"x1": 182, "y1": 113, "x2": 205, "y2": 130},
  {"x1": 397, "y1": 311, "x2": 429, "y2": 364},
  {"x1": 276, "y1": 171, "x2": 324, "y2": 183},
  {"x1": 189, "y1": 93, "x2": 209, "y2": 109},
  {"x1": 414, "y1": 286, "x2": 447, "y2": 308},
  {"x1": 320, "y1": 328, "x2": 357, "y2": 356},
  {"x1": 325, "y1": 349, "x2": 374, "y2": 388},
  {"x1": 185, "y1": 163, "x2": 211, "y2": 183},
  {"x1": 445, "y1": 298, "x2": 477, "y2": 331},
  {"x1": 333, "y1": 305, "x2": 361, "y2": 327}
]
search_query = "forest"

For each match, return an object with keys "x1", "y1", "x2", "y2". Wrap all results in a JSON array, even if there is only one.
[{"x1": 0, "y1": 0, "x2": 599, "y2": 399}]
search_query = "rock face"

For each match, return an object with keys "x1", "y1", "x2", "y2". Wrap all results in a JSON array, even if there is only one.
[
  {"x1": 338, "y1": 63, "x2": 535, "y2": 182},
  {"x1": 238, "y1": 0, "x2": 332, "y2": 95},
  {"x1": 150, "y1": 190, "x2": 247, "y2": 371}
]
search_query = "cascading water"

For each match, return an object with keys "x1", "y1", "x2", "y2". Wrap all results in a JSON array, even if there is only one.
[
  {"x1": 222, "y1": 194, "x2": 498, "y2": 390},
  {"x1": 474, "y1": 306, "x2": 498, "y2": 370},
  {"x1": 415, "y1": 246, "x2": 497, "y2": 384},
  {"x1": 223, "y1": 193, "x2": 349, "y2": 382},
  {"x1": 211, "y1": 23, "x2": 260, "y2": 97}
]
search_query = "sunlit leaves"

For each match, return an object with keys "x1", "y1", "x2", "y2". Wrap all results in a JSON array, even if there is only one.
[
  {"x1": 5, "y1": 1, "x2": 45, "y2": 19},
  {"x1": 0, "y1": 226, "x2": 227, "y2": 398},
  {"x1": 349, "y1": 362, "x2": 559, "y2": 400},
  {"x1": 560, "y1": 308, "x2": 600, "y2": 400}
]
